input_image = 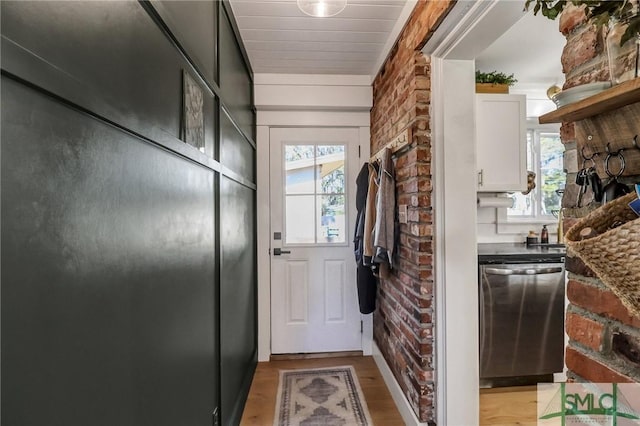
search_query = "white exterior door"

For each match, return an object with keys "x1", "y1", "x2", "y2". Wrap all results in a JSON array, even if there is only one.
[{"x1": 270, "y1": 127, "x2": 361, "y2": 354}]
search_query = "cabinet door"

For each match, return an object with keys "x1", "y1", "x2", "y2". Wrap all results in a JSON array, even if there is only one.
[{"x1": 476, "y1": 94, "x2": 526, "y2": 192}]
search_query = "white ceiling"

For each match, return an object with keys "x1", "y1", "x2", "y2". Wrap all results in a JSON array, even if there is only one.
[
  {"x1": 228, "y1": 0, "x2": 414, "y2": 75},
  {"x1": 228, "y1": 0, "x2": 567, "y2": 117}
]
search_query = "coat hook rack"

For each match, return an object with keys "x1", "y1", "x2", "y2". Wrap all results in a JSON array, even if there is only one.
[
  {"x1": 370, "y1": 128, "x2": 412, "y2": 162},
  {"x1": 583, "y1": 135, "x2": 640, "y2": 159}
]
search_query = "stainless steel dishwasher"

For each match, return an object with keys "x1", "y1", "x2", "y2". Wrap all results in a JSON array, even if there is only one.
[{"x1": 478, "y1": 244, "x2": 565, "y2": 387}]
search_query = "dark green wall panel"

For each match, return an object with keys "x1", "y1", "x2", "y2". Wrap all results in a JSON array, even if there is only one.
[
  {"x1": 1, "y1": 2, "x2": 257, "y2": 425},
  {"x1": 151, "y1": 0, "x2": 218, "y2": 86},
  {"x1": 219, "y1": 7, "x2": 255, "y2": 141},
  {"x1": 1, "y1": 0, "x2": 215, "y2": 156},
  {"x1": 220, "y1": 177, "x2": 257, "y2": 425},
  {"x1": 1, "y1": 77, "x2": 217, "y2": 426},
  {"x1": 221, "y1": 109, "x2": 256, "y2": 182},
  {"x1": 2, "y1": 1, "x2": 179, "y2": 139}
]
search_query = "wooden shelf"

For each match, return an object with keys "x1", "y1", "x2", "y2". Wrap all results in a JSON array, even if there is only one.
[{"x1": 539, "y1": 78, "x2": 640, "y2": 124}]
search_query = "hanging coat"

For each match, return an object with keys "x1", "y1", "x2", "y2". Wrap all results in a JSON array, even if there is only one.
[
  {"x1": 373, "y1": 148, "x2": 396, "y2": 268},
  {"x1": 354, "y1": 162, "x2": 377, "y2": 314},
  {"x1": 354, "y1": 163, "x2": 369, "y2": 265},
  {"x1": 363, "y1": 161, "x2": 379, "y2": 267}
]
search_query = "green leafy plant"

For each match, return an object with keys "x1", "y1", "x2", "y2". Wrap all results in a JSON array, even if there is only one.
[
  {"x1": 475, "y1": 70, "x2": 518, "y2": 86},
  {"x1": 524, "y1": 1, "x2": 640, "y2": 46}
]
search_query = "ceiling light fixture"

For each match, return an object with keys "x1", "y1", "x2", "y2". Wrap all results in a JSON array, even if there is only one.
[{"x1": 297, "y1": 0, "x2": 347, "y2": 17}]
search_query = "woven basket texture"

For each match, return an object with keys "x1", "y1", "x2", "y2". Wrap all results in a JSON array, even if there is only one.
[{"x1": 565, "y1": 192, "x2": 640, "y2": 318}]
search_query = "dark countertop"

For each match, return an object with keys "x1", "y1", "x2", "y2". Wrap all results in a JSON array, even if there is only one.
[{"x1": 478, "y1": 243, "x2": 566, "y2": 264}]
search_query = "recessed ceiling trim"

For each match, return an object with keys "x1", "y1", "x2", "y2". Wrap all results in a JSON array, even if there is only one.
[{"x1": 255, "y1": 74, "x2": 371, "y2": 86}]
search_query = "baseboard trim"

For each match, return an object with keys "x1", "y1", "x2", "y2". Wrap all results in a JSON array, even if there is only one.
[
  {"x1": 372, "y1": 342, "x2": 429, "y2": 426},
  {"x1": 270, "y1": 351, "x2": 363, "y2": 361}
]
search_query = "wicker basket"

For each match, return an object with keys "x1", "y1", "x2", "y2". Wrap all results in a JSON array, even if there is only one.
[{"x1": 565, "y1": 192, "x2": 640, "y2": 318}]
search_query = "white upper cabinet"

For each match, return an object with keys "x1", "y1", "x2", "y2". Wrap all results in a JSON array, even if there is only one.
[{"x1": 475, "y1": 94, "x2": 527, "y2": 192}]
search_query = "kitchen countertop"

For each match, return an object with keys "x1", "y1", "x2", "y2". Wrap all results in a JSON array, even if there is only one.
[{"x1": 478, "y1": 243, "x2": 566, "y2": 264}]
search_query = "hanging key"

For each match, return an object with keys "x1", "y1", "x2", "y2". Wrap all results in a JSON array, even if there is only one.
[
  {"x1": 588, "y1": 167, "x2": 603, "y2": 202},
  {"x1": 575, "y1": 168, "x2": 586, "y2": 186},
  {"x1": 575, "y1": 169, "x2": 587, "y2": 207}
]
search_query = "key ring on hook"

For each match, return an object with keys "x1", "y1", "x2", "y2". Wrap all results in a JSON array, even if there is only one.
[
  {"x1": 604, "y1": 145, "x2": 626, "y2": 178},
  {"x1": 581, "y1": 146, "x2": 598, "y2": 169}
]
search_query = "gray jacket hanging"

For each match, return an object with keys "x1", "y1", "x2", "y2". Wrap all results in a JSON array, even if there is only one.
[{"x1": 373, "y1": 148, "x2": 395, "y2": 268}]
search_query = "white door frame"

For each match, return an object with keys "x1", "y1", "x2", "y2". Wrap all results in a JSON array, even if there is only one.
[
  {"x1": 255, "y1": 109, "x2": 372, "y2": 362},
  {"x1": 268, "y1": 127, "x2": 362, "y2": 354},
  {"x1": 424, "y1": 1, "x2": 528, "y2": 425}
]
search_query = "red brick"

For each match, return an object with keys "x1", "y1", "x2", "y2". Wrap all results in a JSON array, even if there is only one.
[
  {"x1": 566, "y1": 347, "x2": 634, "y2": 383},
  {"x1": 417, "y1": 163, "x2": 431, "y2": 176},
  {"x1": 418, "y1": 178, "x2": 432, "y2": 192},
  {"x1": 559, "y1": 3, "x2": 587, "y2": 35},
  {"x1": 400, "y1": 179, "x2": 419, "y2": 193},
  {"x1": 371, "y1": 1, "x2": 455, "y2": 422},
  {"x1": 562, "y1": 26, "x2": 601, "y2": 74},
  {"x1": 400, "y1": 234, "x2": 432, "y2": 253},
  {"x1": 567, "y1": 280, "x2": 640, "y2": 328},
  {"x1": 410, "y1": 223, "x2": 432, "y2": 237},
  {"x1": 416, "y1": 146, "x2": 431, "y2": 162},
  {"x1": 418, "y1": 268, "x2": 433, "y2": 281},
  {"x1": 566, "y1": 311, "x2": 605, "y2": 351},
  {"x1": 396, "y1": 164, "x2": 417, "y2": 181},
  {"x1": 560, "y1": 122, "x2": 575, "y2": 142},
  {"x1": 415, "y1": 118, "x2": 429, "y2": 131},
  {"x1": 410, "y1": 194, "x2": 431, "y2": 208},
  {"x1": 376, "y1": 300, "x2": 431, "y2": 360},
  {"x1": 407, "y1": 208, "x2": 432, "y2": 223},
  {"x1": 563, "y1": 63, "x2": 609, "y2": 89},
  {"x1": 416, "y1": 103, "x2": 429, "y2": 117}
]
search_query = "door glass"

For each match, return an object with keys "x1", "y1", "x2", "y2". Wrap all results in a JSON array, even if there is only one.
[
  {"x1": 284, "y1": 144, "x2": 346, "y2": 244},
  {"x1": 285, "y1": 195, "x2": 315, "y2": 243},
  {"x1": 318, "y1": 195, "x2": 345, "y2": 243},
  {"x1": 285, "y1": 145, "x2": 315, "y2": 194}
]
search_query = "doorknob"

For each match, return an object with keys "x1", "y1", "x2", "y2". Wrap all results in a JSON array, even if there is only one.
[{"x1": 273, "y1": 248, "x2": 291, "y2": 256}]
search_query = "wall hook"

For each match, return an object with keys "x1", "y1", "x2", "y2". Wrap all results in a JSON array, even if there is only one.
[{"x1": 581, "y1": 146, "x2": 599, "y2": 161}]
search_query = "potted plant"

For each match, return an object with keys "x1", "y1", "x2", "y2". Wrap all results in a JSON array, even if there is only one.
[{"x1": 475, "y1": 70, "x2": 518, "y2": 93}]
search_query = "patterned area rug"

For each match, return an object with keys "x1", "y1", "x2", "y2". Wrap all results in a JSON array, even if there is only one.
[{"x1": 273, "y1": 365, "x2": 373, "y2": 426}]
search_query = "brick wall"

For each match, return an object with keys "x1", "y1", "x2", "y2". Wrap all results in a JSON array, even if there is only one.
[
  {"x1": 370, "y1": 1, "x2": 453, "y2": 422},
  {"x1": 559, "y1": 5, "x2": 640, "y2": 384}
]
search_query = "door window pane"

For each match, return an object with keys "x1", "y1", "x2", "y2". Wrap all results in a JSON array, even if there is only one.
[
  {"x1": 283, "y1": 144, "x2": 346, "y2": 244},
  {"x1": 318, "y1": 195, "x2": 345, "y2": 243},
  {"x1": 285, "y1": 195, "x2": 315, "y2": 244},
  {"x1": 285, "y1": 145, "x2": 315, "y2": 194},
  {"x1": 316, "y1": 145, "x2": 345, "y2": 194}
]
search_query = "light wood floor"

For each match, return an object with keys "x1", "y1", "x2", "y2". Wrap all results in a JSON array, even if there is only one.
[
  {"x1": 240, "y1": 355, "x2": 538, "y2": 426},
  {"x1": 480, "y1": 386, "x2": 538, "y2": 426},
  {"x1": 240, "y1": 356, "x2": 404, "y2": 425}
]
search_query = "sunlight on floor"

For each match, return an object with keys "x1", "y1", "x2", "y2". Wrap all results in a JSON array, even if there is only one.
[{"x1": 480, "y1": 386, "x2": 539, "y2": 426}]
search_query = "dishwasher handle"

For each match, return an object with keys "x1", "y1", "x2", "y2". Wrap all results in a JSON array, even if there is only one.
[{"x1": 484, "y1": 266, "x2": 563, "y2": 276}]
